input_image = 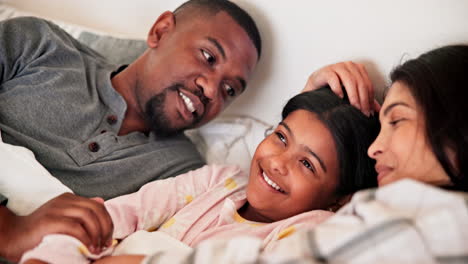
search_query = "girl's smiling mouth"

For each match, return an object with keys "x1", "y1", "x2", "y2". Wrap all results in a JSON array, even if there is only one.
[{"x1": 260, "y1": 170, "x2": 286, "y2": 194}]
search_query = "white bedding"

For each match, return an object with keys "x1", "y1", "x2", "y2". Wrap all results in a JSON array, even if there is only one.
[
  {"x1": 0, "y1": 133, "x2": 71, "y2": 215},
  {"x1": 112, "y1": 231, "x2": 192, "y2": 256}
]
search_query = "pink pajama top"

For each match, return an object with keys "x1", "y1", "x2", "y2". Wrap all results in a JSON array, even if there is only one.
[{"x1": 21, "y1": 165, "x2": 333, "y2": 264}]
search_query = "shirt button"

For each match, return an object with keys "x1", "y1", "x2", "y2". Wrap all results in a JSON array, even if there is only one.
[
  {"x1": 88, "y1": 142, "x2": 100, "y2": 152},
  {"x1": 107, "y1": 115, "x2": 118, "y2": 125}
]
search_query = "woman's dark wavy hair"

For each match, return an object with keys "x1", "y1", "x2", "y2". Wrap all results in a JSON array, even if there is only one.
[
  {"x1": 282, "y1": 87, "x2": 380, "y2": 195},
  {"x1": 390, "y1": 44, "x2": 468, "y2": 191}
]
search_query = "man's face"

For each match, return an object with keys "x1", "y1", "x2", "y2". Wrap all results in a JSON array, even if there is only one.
[{"x1": 137, "y1": 11, "x2": 258, "y2": 136}]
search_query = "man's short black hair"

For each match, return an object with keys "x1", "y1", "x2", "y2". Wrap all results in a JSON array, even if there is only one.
[{"x1": 174, "y1": 0, "x2": 262, "y2": 59}]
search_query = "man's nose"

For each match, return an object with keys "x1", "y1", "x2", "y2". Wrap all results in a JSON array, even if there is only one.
[{"x1": 195, "y1": 74, "x2": 221, "y2": 103}]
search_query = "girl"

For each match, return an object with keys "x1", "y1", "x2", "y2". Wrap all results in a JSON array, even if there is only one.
[{"x1": 21, "y1": 87, "x2": 379, "y2": 264}]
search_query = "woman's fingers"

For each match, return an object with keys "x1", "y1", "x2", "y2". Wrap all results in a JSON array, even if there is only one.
[{"x1": 304, "y1": 61, "x2": 377, "y2": 116}]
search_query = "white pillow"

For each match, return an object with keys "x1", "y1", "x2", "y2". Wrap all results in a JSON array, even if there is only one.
[{"x1": 185, "y1": 115, "x2": 273, "y2": 172}]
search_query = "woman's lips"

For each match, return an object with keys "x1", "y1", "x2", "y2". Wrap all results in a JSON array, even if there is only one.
[{"x1": 375, "y1": 164, "x2": 393, "y2": 183}]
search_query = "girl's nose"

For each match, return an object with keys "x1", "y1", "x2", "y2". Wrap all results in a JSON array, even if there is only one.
[{"x1": 269, "y1": 153, "x2": 288, "y2": 176}]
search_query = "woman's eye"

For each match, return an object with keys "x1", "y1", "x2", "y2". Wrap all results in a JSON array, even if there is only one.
[
  {"x1": 224, "y1": 83, "x2": 236, "y2": 97},
  {"x1": 201, "y1": 50, "x2": 216, "y2": 65},
  {"x1": 275, "y1": 132, "x2": 286, "y2": 145},
  {"x1": 301, "y1": 160, "x2": 315, "y2": 173},
  {"x1": 389, "y1": 118, "x2": 405, "y2": 126}
]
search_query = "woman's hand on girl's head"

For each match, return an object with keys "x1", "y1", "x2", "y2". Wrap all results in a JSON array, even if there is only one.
[{"x1": 303, "y1": 61, "x2": 380, "y2": 116}]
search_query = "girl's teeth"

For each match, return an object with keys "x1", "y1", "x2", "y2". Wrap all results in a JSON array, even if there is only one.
[
  {"x1": 262, "y1": 172, "x2": 284, "y2": 193},
  {"x1": 179, "y1": 92, "x2": 195, "y2": 113}
]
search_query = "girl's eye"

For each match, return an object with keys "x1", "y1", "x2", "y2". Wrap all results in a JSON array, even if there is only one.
[
  {"x1": 275, "y1": 132, "x2": 286, "y2": 145},
  {"x1": 301, "y1": 159, "x2": 315, "y2": 173},
  {"x1": 201, "y1": 50, "x2": 216, "y2": 65},
  {"x1": 224, "y1": 83, "x2": 236, "y2": 97}
]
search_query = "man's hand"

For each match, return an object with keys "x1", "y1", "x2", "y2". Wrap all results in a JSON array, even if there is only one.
[
  {"x1": 303, "y1": 61, "x2": 381, "y2": 116},
  {"x1": 0, "y1": 193, "x2": 113, "y2": 262}
]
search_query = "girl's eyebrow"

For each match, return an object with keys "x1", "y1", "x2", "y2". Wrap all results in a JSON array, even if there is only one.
[
  {"x1": 279, "y1": 121, "x2": 327, "y2": 173},
  {"x1": 305, "y1": 146, "x2": 327, "y2": 173},
  {"x1": 278, "y1": 121, "x2": 292, "y2": 133}
]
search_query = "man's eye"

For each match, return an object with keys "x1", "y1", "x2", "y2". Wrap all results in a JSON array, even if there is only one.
[
  {"x1": 201, "y1": 50, "x2": 216, "y2": 65},
  {"x1": 275, "y1": 132, "x2": 286, "y2": 145},
  {"x1": 301, "y1": 160, "x2": 315, "y2": 173},
  {"x1": 224, "y1": 83, "x2": 236, "y2": 97}
]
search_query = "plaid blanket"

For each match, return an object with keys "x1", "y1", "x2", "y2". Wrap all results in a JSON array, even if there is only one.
[{"x1": 142, "y1": 179, "x2": 468, "y2": 264}]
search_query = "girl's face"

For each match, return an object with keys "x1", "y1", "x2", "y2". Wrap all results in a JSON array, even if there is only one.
[
  {"x1": 246, "y1": 110, "x2": 340, "y2": 222},
  {"x1": 368, "y1": 82, "x2": 452, "y2": 187}
]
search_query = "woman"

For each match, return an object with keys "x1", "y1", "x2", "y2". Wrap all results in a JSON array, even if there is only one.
[
  {"x1": 21, "y1": 87, "x2": 379, "y2": 264},
  {"x1": 368, "y1": 45, "x2": 467, "y2": 190},
  {"x1": 114, "y1": 44, "x2": 468, "y2": 264}
]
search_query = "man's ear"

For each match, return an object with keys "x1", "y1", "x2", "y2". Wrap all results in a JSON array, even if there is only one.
[{"x1": 147, "y1": 11, "x2": 176, "y2": 48}]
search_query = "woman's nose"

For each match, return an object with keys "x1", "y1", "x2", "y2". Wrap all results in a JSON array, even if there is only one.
[{"x1": 368, "y1": 133, "x2": 384, "y2": 159}]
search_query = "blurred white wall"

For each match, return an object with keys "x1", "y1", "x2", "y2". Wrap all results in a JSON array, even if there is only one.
[{"x1": 5, "y1": 0, "x2": 468, "y2": 124}]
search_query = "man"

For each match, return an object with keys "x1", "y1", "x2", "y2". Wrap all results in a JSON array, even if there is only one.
[{"x1": 0, "y1": 0, "x2": 261, "y2": 261}]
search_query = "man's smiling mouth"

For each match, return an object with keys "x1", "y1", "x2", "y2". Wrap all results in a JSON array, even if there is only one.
[{"x1": 178, "y1": 91, "x2": 196, "y2": 114}]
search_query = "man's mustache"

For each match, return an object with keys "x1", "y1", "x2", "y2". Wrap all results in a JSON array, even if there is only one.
[
  {"x1": 169, "y1": 83, "x2": 211, "y2": 106},
  {"x1": 168, "y1": 83, "x2": 210, "y2": 122}
]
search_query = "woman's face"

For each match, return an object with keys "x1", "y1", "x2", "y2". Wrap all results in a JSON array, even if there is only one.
[
  {"x1": 247, "y1": 110, "x2": 340, "y2": 222},
  {"x1": 368, "y1": 82, "x2": 451, "y2": 187}
]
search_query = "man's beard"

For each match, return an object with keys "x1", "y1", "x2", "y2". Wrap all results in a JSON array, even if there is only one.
[{"x1": 144, "y1": 84, "x2": 201, "y2": 137}]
